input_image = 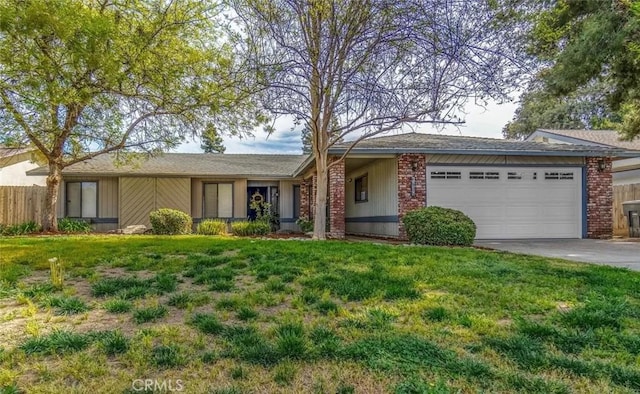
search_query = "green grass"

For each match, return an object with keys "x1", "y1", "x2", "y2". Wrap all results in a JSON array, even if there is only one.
[
  {"x1": 103, "y1": 299, "x2": 133, "y2": 313},
  {"x1": 132, "y1": 305, "x2": 168, "y2": 324},
  {"x1": 1, "y1": 235, "x2": 639, "y2": 393},
  {"x1": 44, "y1": 295, "x2": 90, "y2": 315},
  {"x1": 167, "y1": 292, "x2": 210, "y2": 309},
  {"x1": 190, "y1": 313, "x2": 224, "y2": 335}
]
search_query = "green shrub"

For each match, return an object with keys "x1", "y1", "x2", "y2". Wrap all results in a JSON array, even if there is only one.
[
  {"x1": 57, "y1": 218, "x2": 92, "y2": 233},
  {"x1": 1, "y1": 221, "x2": 41, "y2": 236},
  {"x1": 402, "y1": 206, "x2": 476, "y2": 246},
  {"x1": 149, "y1": 208, "x2": 192, "y2": 235},
  {"x1": 295, "y1": 217, "x2": 313, "y2": 233},
  {"x1": 197, "y1": 219, "x2": 227, "y2": 235},
  {"x1": 230, "y1": 220, "x2": 270, "y2": 236}
]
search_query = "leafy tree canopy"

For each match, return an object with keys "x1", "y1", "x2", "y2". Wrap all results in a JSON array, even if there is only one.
[
  {"x1": 503, "y1": 79, "x2": 620, "y2": 139},
  {"x1": 232, "y1": 0, "x2": 526, "y2": 239},
  {"x1": 508, "y1": 0, "x2": 640, "y2": 140},
  {"x1": 0, "y1": 0, "x2": 262, "y2": 230}
]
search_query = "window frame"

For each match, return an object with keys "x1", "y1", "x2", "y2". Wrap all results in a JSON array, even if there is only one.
[
  {"x1": 202, "y1": 182, "x2": 234, "y2": 219},
  {"x1": 65, "y1": 181, "x2": 98, "y2": 219},
  {"x1": 355, "y1": 174, "x2": 369, "y2": 203}
]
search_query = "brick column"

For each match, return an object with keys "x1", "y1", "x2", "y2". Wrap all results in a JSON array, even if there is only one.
[
  {"x1": 300, "y1": 179, "x2": 310, "y2": 219},
  {"x1": 328, "y1": 158, "x2": 345, "y2": 238},
  {"x1": 397, "y1": 154, "x2": 427, "y2": 239},
  {"x1": 586, "y1": 157, "x2": 613, "y2": 239}
]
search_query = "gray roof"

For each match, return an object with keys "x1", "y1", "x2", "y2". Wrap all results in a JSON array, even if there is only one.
[
  {"x1": 329, "y1": 132, "x2": 638, "y2": 157},
  {"x1": 0, "y1": 146, "x2": 33, "y2": 159},
  {"x1": 534, "y1": 129, "x2": 640, "y2": 150},
  {"x1": 28, "y1": 153, "x2": 308, "y2": 178}
]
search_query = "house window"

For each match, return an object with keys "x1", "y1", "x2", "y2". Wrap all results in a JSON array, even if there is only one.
[
  {"x1": 66, "y1": 181, "x2": 97, "y2": 218},
  {"x1": 545, "y1": 172, "x2": 574, "y2": 180},
  {"x1": 431, "y1": 171, "x2": 461, "y2": 179},
  {"x1": 470, "y1": 171, "x2": 499, "y2": 180},
  {"x1": 203, "y1": 183, "x2": 233, "y2": 218},
  {"x1": 355, "y1": 174, "x2": 368, "y2": 202},
  {"x1": 293, "y1": 185, "x2": 301, "y2": 219}
]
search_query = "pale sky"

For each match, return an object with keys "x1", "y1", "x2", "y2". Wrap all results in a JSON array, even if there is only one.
[{"x1": 177, "y1": 100, "x2": 519, "y2": 154}]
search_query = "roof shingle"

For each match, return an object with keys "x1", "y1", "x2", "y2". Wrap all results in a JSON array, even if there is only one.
[
  {"x1": 330, "y1": 132, "x2": 634, "y2": 156},
  {"x1": 28, "y1": 153, "x2": 308, "y2": 177},
  {"x1": 537, "y1": 129, "x2": 640, "y2": 150}
]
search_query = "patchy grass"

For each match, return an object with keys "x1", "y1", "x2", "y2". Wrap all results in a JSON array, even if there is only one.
[
  {"x1": 0, "y1": 235, "x2": 639, "y2": 393},
  {"x1": 103, "y1": 299, "x2": 133, "y2": 314},
  {"x1": 132, "y1": 305, "x2": 168, "y2": 324}
]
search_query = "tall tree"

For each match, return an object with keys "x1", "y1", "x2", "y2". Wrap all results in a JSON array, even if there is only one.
[
  {"x1": 520, "y1": 0, "x2": 640, "y2": 141},
  {"x1": 0, "y1": 0, "x2": 260, "y2": 230},
  {"x1": 201, "y1": 125, "x2": 227, "y2": 153},
  {"x1": 232, "y1": 0, "x2": 525, "y2": 239},
  {"x1": 503, "y1": 79, "x2": 620, "y2": 139}
]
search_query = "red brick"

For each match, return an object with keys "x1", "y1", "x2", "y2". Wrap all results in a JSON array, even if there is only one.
[
  {"x1": 328, "y1": 158, "x2": 345, "y2": 238},
  {"x1": 397, "y1": 154, "x2": 426, "y2": 239},
  {"x1": 586, "y1": 157, "x2": 613, "y2": 239}
]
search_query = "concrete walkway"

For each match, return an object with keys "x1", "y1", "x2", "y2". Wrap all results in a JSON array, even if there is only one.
[{"x1": 474, "y1": 239, "x2": 640, "y2": 271}]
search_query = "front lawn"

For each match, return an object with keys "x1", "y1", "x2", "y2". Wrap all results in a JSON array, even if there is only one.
[{"x1": 0, "y1": 236, "x2": 639, "y2": 393}]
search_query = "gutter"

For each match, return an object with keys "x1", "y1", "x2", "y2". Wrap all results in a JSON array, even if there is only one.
[{"x1": 326, "y1": 148, "x2": 640, "y2": 158}]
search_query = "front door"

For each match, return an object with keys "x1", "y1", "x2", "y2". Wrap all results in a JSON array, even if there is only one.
[{"x1": 247, "y1": 187, "x2": 268, "y2": 220}]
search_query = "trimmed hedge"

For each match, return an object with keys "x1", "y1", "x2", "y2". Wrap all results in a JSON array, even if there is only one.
[
  {"x1": 231, "y1": 220, "x2": 270, "y2": 236},
  {"x1": 149, "y1": 208, "x2": 192, "y2": 235},
  {"x1": 197, "y1": 219, "x2": 227, "y2": 235},
  {"x1": 402, "y1": 206, "x2": 476, "y2": 246}
]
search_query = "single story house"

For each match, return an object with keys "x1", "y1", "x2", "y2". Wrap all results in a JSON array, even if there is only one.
[
  {"x1": 28, "y1": 132, "x2": 640, "y2": 239},
  {"x1": 526, "y1": 129, "x2": 640, "y2": 185},
  {"x1": 0, "y1": 146, "x2": 46, "y2": 186}
]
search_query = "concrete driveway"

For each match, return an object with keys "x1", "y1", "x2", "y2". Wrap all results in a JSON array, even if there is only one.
[{"x1": 474, "y1": 239, "x2": 640, "y2": 271}]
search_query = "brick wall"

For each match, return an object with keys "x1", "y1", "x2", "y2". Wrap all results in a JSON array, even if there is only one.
[
  {"x1": 397, "y1": 154, "x2": 427, "y2": 239},
  {"x1": 300, "y1": 179, "x2": 310, "y2": 219},
  {"x1": 586, "y1": 157, "x2": 613, "y2": 239},
  {"x1": 328, "y1": 158, "x2": 345, "y2": 238}
]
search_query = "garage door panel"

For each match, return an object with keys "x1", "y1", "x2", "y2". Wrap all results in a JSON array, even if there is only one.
[{"x1": 426, "y1": 166, "x2": 582, "y2": 239}]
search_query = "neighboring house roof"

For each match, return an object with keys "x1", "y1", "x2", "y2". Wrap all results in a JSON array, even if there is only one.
[
  {"x1": 329, "y1": 132, "x2": 636, "y2": 156},
  {"x1": 28, "y1": 153, "x2": 309, "y2": 178},
  {"x1": 529, "y1": 129, "x2": 640, "y2": 150},
  {"x1": 0, "y1": 146, "x2": 37, "y2": 168}
]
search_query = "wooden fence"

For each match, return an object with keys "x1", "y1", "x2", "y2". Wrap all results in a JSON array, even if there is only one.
[
  {"x1": 0, "y1": 186, "x2": 47, "y2": 225},
  {"x1": 613, "y1": 183, "x2": 640, "y2": 237}
]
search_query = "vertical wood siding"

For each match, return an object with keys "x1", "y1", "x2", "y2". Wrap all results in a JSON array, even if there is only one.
[
  {"x1": 234, "y1": 179, "x2": 247, "y2": 218},
  {"x1": 345, "y1": 158, "x2": 398, "y2": 236},
  {"x1": 279, "y1": 180, "x2": 296, "y2": 219},
  {"x1": 345, "y1": 158, "x2": 397, "y2": 218}
]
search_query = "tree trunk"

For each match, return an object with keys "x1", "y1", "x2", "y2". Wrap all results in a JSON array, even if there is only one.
[
  {"x1": 312, "y1": 151, "x2": 328, "y2": 240},
  {"x1": 43, "y1": 162, "x2": 62, "y2": 232}
]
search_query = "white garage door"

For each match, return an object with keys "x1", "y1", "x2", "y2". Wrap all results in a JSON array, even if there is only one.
[{"x1": 426, "y1": 166, "x2": 582, "y2": 239}]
